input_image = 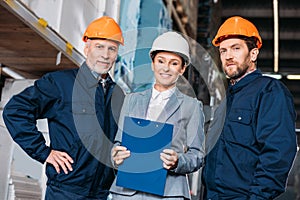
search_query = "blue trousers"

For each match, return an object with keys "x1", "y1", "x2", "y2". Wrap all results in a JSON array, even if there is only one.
[{"x1": 45, "y1": 185, "x2": 108, "y2": 200}]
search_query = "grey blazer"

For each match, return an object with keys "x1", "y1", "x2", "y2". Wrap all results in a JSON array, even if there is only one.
[{"x1": 110, "y1": 87, "x2": 205, "y2": 199}]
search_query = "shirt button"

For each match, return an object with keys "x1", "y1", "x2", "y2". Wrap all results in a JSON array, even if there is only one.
[
  {"x1": 82, "y1": 109, "x2": 86, "y2": 113},
  {"x1": 238, "y1": 116, "x2": 242, "y2": 120}
]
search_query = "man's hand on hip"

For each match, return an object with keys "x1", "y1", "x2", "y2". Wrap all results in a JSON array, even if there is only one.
[{"x1": 46, "y1": 150, "x2": 74, "y2": 174}]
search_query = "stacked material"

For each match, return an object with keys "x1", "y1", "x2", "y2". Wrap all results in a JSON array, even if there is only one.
[{"x1": 7, "y1": 172, "x2": 42, "y2": 200}]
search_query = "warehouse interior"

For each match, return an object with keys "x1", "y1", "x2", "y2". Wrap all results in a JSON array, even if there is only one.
[
  {"x1": 1, "y1": 0, "x2": 299, "y2": 128},
  {"x1": 0, "y1": 0, "x2": 299, "y2": 199}
]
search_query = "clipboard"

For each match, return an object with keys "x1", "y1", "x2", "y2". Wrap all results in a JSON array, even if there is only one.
[{"x1": 116, "y1": 116, "x2": 173, "y2": 196}]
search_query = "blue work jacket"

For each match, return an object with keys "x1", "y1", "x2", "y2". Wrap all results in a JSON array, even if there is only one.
[
  {"x1": 203, "y1": 70, "x2": 297, "y2": 200},
  {"x1": 3, "y1": 62, "x2": 124, "y2": 198}
]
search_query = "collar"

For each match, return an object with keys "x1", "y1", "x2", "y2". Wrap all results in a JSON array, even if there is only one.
[
  {"x1": 228, "y1": 69, "x2": 262, "y2": 93},
  {"x1": 91, "y1": 71, "x2": 111, "y2": 81},
  {"x1": 230, "y1": 68, "x2": 256, "y2": 85},
  {"x1": 151, "y1": 86, "x2": 176, "y2": 100},
  {"x1": 91, "y1": 70, "x2": 100, "y2": 80},
  {"x1": 79, "y1": 62, "x2": 115, "y2": 88}
]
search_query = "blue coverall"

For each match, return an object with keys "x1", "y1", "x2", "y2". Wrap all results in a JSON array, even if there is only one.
[
  {"x1": 3, "y1": 62, "x2": 124, "y2": 199},
  {"x1": 203, "y1": 70, "x2": 297, "y2": 200}
]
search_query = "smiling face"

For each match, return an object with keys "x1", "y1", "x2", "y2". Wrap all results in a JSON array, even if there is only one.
[
  {"x1": 219, "y1": 38, "x2": 258, "y2": 80},
  {"x1": 84, "y1": 39, "x2": 119, "y2": 75},
  {"x1": 152, "y1": 51, "x2": 186, "y2": 92}
]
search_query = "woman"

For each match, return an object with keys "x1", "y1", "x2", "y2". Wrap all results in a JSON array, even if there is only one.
[{"x1": 110, "y1": 31, "x2": 205, "y2": 200}]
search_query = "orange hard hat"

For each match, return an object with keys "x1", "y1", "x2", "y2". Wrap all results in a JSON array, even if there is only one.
[
  {"x1": 212, "y1": 16, "x2": 262, "y2": 49},
  {"x1": 82, "y1": 16, "x2": 124, "y2": 45}
]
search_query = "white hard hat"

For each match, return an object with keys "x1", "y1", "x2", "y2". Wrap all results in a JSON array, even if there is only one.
[{"x1": 149, "y1": 31, "x2": 191, "y2": 66}]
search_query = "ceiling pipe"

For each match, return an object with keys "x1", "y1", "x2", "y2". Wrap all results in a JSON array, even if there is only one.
[
  {"x1": 165, "y1": 0, "x2": 187, "y2": 36},
  {"x1": 273, "y1": 0, "x2": 279, "y2": 73}
]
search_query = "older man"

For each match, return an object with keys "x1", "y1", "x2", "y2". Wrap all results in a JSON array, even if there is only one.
[{"x1": 3, "y1": 16, "x2": 125, "y2": 200}]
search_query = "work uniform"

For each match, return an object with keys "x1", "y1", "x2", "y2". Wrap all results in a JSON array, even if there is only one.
[
  {"x1": 3, "y1": 62, "x2": 124, "y2": 199},
  {"x1": 202, "y1": 70, "x2": 297, "y2": 199}
]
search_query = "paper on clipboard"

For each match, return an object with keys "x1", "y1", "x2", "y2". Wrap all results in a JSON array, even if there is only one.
[{"x1": 116, "y1": 116, "x2": 173, "y2": 196}]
